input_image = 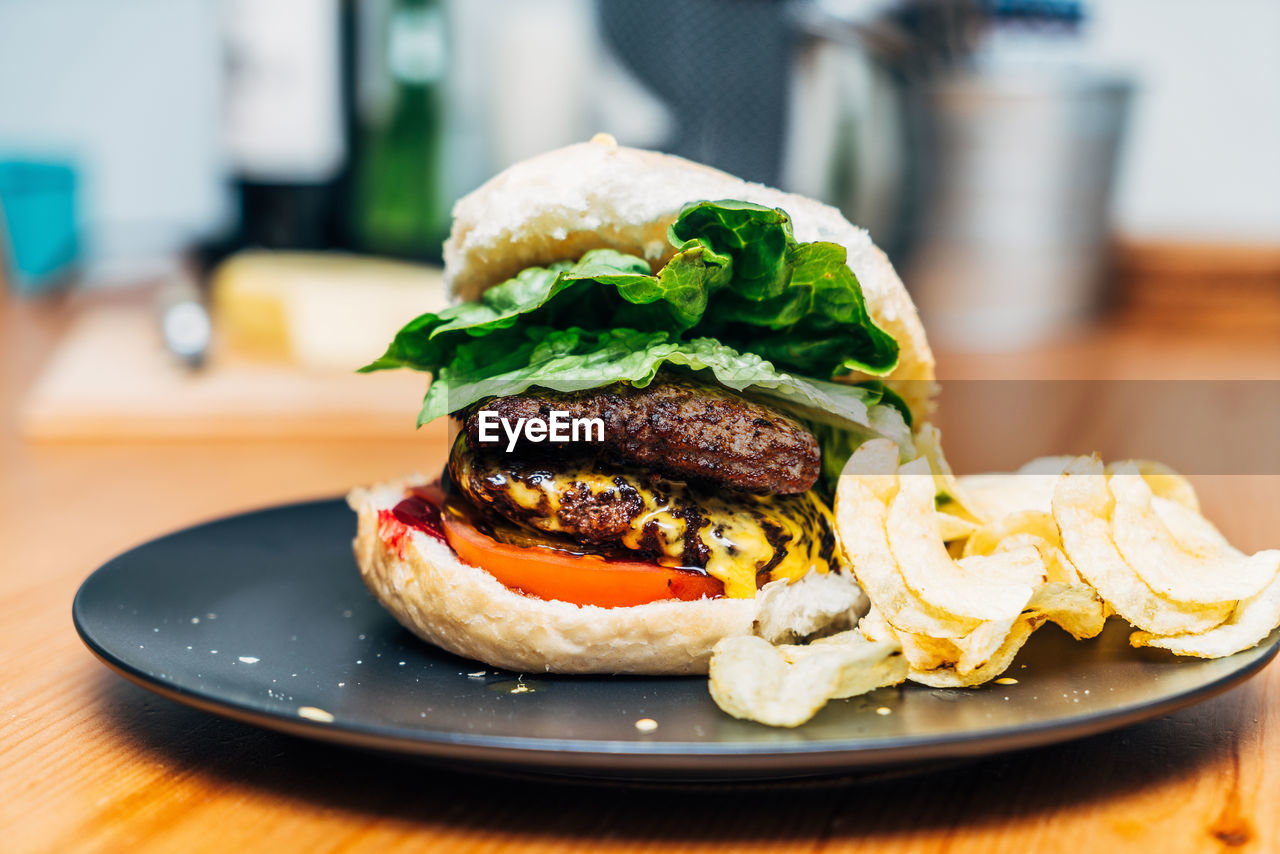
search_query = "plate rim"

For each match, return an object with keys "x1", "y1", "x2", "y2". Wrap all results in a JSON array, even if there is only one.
[{"x1": 72, "y1": 496, "x2": 1280, "y2": 778}]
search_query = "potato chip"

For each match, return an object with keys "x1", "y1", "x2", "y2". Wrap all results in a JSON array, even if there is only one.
[
  {"x1": 960, "y1": 475, "x2": 1062, "y2": 520},
  {"x1": 709, "y1": 636, "x2": 848, "y2": 727},
  {"x1": 837, "y1": 476, "x2": 976, "y2": 638},
  {"x1": 1130, "y1": 569, "x2": 1280, "y2": 658},
  {"x1": 716, "y1": 438, "x2": 1277, "y2": 728},
  {"x1": 936, "y1": 508, "x2": 981, "y2": 542},
  {"x1": 837, "y1": 446, "x2": 977, "y2": 638},
  {"x1": 1052, "y1": 457, "x2": 1232, "y2": 634},
  {"x1": 981, "y1": 532, "x2": 1108, "y2": 638},
  {"x1": 955, "y1": 545, "x2": 1046, "y2": 589},
  {"x1": 909, "y1": 614, "x2": 1049, "y2": 688},
  {"x1": 1018, "y1": 456, "x2": 1079, "y2": 476},
  {"x1": 887, "y1": 458, "x2": 1039, "y2": 622},
  {"x1": 1108, "y1": 463, "x2": 1277, "y2": 604},
  {"x1": 1105, "y1": 458, "x2": 1200, "y2": 513},
  {"x1": 856, "y1": 603, "x2": 894, "y2": 642},
  {"x1": 860, "y1": 595, "x2": 1039, "y2": 677},
  {"x1": 907, "y1": 627, "x2": 998, "y2": 675},
  {"x1": 858, "y1": 604, "x2": 957, "y2": 671},
  {"x1": 914, "y1": 423, "x2": 987, "y2": 524},
  {"x1": 841, "y1": 438, "x2": 900, "y2": 496},
  {"x1": 966, "y1": 516, "x2": 1080, "y2": 583},
  {"x1": 962, "y1": 510, "x2": 1061, "y2": 560},
  {"x1": 1033, "y1": 538, "x2": 1086, "y2": 586},
  {"x1": 708, "y1": 633, "x2": 907, "y2": 727},
  {"x1": 956, "y1": 456, "x2": 1074, "y2": 520},
  {"x1": 959, "y1": 507, "x2": 1109, "y2": 642},
  {"x1": 904, "y1": 588, "x2": 1056, "y2": 675},
  {"x1": 806, "y1": 632, "x2": 912, "y2": 699},
  {"x1": 1028, "y1": 582, "x2": 1108, "y2": 640},
  {"x1": 855, "y1": 605, "x2": 900, "y2": 645},
  {"x1": 1151, "y1": 496, "x2": 1234, "y2": 555},
  {"x1": 949, "y1": 615, "x2": 1022, "y2": 675}
]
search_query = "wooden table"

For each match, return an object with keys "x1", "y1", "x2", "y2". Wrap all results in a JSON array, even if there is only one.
[{"x1": 3, "y1": 287, "x2": 1279, "y2": 854}]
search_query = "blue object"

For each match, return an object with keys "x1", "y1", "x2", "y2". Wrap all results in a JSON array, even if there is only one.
[{"x1": 0, "y1": 159, "x2": 79, "y2": 294}]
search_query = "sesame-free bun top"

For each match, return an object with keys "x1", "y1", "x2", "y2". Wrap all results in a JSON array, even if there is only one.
[{"x1": 443, "y1": 134, "x2": 935, "y2": 417}]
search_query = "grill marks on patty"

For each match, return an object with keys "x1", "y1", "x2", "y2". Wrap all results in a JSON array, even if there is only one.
[
  {"x1": 449, "y1": 440, "x2": 667, "y2": 551},
  {"x1": 446, "y1": 434, "x2": 841, "y2": 595},
  {"x1": 462, "y1": 374, "x2": 821, "y2": 495},
  {"x1": 554, "y1": 474, "x2": 647, "y2": 544}
]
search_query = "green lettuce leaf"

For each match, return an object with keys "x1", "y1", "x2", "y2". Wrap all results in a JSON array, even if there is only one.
[
  {"x1": 416, "y1": 328, "x2": 881, "y2": 424},
  {"x1": 362, "y1": 199, "x2": 908, "y2": 473},
  {"x1": 716, "y1": 241, "x2": 899, "y2": 377},
  {"x1": 668, "y1": 200, "x2": 794, "y2": 299},
  {"x1": 670, "y1": 202, "x2": 899, "y2": 376},
  {"x1": 364, "y1": 199, "x2": 898, "y2": 381},
  {"x1": 853, "y1": 380, "x2": 913, "y2": 429},
  {"x1": 362, "y1": 250, "x2": 662, "y2": 373}
]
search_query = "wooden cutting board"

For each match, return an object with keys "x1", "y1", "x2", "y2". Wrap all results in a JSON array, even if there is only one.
[{"x1": 20, "y1": 306, "x2": 433, "y2": 440}]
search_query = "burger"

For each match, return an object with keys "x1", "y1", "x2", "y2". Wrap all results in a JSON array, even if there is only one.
[{"x1": 348, "y1": 134, "x2": 935, "y2": 675}]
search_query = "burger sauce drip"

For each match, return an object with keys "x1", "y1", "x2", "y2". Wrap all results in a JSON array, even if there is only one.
[{"x1": 378, "y1": 485, "x2": 446, "y2": 558}]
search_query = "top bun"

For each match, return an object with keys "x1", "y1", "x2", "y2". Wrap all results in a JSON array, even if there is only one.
[{"x1": 443, "y1": 134, "x2": 935, "y2": 418}]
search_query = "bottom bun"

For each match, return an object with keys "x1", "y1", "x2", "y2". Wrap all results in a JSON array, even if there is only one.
[{"x1": 348, "y1": 478, "x2": 867, "y2": 675}]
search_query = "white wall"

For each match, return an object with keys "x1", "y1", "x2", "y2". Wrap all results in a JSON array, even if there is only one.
[
  {"x1": 0, "y1": 0, "x2": 1273, "y2": 274},
  {"x1": 1086, "y1": 0, "x2": 1280, "y2": 243},
  {"x1": 0, "y1": 0, "x2": 229, "y2": 279}
]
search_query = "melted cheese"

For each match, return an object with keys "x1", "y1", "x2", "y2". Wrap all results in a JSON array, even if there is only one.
[{"x1": 456, "y1": 444, "x2": 837, "y2": 599}]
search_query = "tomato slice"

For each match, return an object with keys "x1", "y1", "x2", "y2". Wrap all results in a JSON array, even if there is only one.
[{"x1": 439, "y1": 512, "x2": 724, "y2": 608}]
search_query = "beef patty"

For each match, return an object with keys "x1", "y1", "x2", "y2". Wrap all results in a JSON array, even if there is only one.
[
  {"x1": 460, "y1": 374, "x2": 820, "y2": 495},
  {"x1": 446, "y1": 434, "x2": 839, "y2": 598}
]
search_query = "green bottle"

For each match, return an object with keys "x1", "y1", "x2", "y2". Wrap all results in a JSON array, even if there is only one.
[{"x1": 353, "y1": 0, "x2": 448, "y2": 261}]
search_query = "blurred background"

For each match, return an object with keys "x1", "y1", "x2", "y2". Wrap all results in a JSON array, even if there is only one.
[
  {"x1": 4, "y1": 7, "x2": 1280, "y2": 838},
  {"x1": 1, "y1": 0, "x2": 1278, "y2": 445},
  {"x1": 4, "y1": 5, "x2": 1279, "y2": 835}
]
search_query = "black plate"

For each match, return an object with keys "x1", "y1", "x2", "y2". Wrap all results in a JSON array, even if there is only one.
[{"x1": 73, "y1": 498, "x2": 1280, "y2": 781}]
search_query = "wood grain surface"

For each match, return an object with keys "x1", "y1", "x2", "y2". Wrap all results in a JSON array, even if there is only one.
[
  {"x1": 18, "y1": 306, "x2": 431, "y2": 440},
  {"x1": 3, "y1": 287, "x2": 1279, "y2": 854}
]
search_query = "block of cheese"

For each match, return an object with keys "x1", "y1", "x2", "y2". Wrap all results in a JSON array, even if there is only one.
[{"x1": 211, "y1": 251, "x2": 447, "y2": 371}]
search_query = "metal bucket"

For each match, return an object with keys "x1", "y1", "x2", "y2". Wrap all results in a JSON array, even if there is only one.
[{"x1": 904, "y1": 70, "x2": 1133, "y2": 350}]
